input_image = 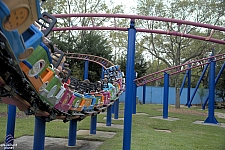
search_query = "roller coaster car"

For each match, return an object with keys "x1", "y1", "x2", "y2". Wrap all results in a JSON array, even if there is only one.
[
  {"x1": 35, "y1": 12, "x2": 57, "y2": 37},
  {"x1": 19, "y1": 42, "x2": 53, "y2": 92},
  {"x1": 61, "y1": 67, "x2": 71, "y2": 83},
  {"x1": 0, "y1": 1, "x2": 40, "y2": 62},
  {"x1": 82, "y1": 94, "x2": 96, "y2": 113},
  {"x1": 71, "y1": 92, "x2": 85, "y2": 112},
  {"x1": 113, "y1": 82, "x2": 120, "y2": 95},
  {"x1": 54, "y1": 88, "x2": 76, "y2": 112},
  {"x1": 0, "y1": 31, "x2": 51, "y2": 117},
  {"x1": 100, "y1": 91, "x2": 111, "y2": 106},
  {"x1": 89, "y1": 82, "x2": 97, "y2": 92},
  {"x1": 1, "y1": 0, "x2": 41, "y2": 34},
  {"x1": 70, "y1": 77, "x2": 80, "y2": 88},
  {"x1": 51, "y1": 47, "x2": 64, "y2": 69},
  {"x1": 77, "y1": 81, "x2": 88, "y2": 94},
  {"x1": 90, "y1": 91, "x2": 104, "y2": 109},
  {"x1": 104, "y1": 83, "x2": 117, "y2": 101},
  {"x1": 22, "y1": 24, "x2": 43, "y2": 53}
]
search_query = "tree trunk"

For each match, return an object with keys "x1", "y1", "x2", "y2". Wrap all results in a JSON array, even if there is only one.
[{"x1": 175, "y1": 74, "x2": 180, "y2": 108}]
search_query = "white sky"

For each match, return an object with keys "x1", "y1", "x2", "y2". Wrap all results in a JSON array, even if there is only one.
[{"x1": 111, "y1": 0, "x2": 137, "y2": 14}]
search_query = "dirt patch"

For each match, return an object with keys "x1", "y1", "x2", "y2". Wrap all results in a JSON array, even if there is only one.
[
  {"x1": 154, "y1": 128, "x2": 171, "y2": 133},
  {"x1": 168, "y1": 108, "x2": 207, "y2": 116},
  {"x1": 154, "y1": 108, "x2": 208, "y2": 116},
  {"x1": 0, "y1": 112, "x2": 31, "y2": 118}
]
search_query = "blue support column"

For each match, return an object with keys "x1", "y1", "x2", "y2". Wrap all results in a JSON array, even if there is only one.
[
  {"x1": 101, "y1": 67, "x2": 105, "y2": 79},
  {"x1": 186, "y1": 65, "x2": 191, "y2": 106},
  {"x1": 4, "y1": 105, "x2": 16, "y2": 150},
  {"x1": 68, "y1": 119, "x2": 77, "y2": 146},
  {"x1": 180, "y1": 70, "x2": 188, "y2": 96},
  {"x1": 143, "y1": 84, "x2": 146, "y2": 104},
  {"x1": 90, "y1": 115, "x2": 97, "y2": 134},
  {"x1": 106, "y1": 106, "x2": 112, "y2": 126},
  {"x1": 204, "y1": 60, "x2": 218, "y2": 124},
  {"x1": 111, "y1": 103, "x2": 114, "y2": 114},
  {"x1": 114, "y1": 99, "x2": 119, "y2": 119},
  {"x1": 132, "y1": 81, "x2": 137, "y2": 114},
  {"x1": 84, "y1": 60, "x2": 89, "y2": 80},
  {"x1": 163, "y1": 72, "x2": 169, "y2": 119},
  {"x1": 33, "y1": 117, "x2": 46, "y2": 150},
  {"x1": 188, "y1": 62, "x2": 210, "y2": 107},
  {"x1": 202, "y1": 61, "x2": 225, "y2": 110},
  {"x1": 123, "y1": 19, "x2": 136, "y2": 150},
  {"x1": 68, "y1": 120, "x2": 77, "y2": 146}
]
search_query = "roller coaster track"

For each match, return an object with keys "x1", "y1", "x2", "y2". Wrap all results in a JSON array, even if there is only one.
[
  {"x1": 65, "y1": 53, "x2": 115, "y2": 69},
  {"x1": 134, "y1": 53, "x2": 225, "y2": 86},
  {"x1": 52, "y1": 13, "x2": 225, "y2": 44}
]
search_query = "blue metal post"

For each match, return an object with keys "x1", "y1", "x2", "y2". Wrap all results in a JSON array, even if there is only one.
[
  {"x1": 123, "y1": 19, "x2": 136, "y2": 150},
  {"x1": 186, "y1": 65, "x2": 191, "y2": 106},
  {"x1": 143, "y1": 84, "x2": 146, "y2": 104},
  {"x1": 68, "y1": 119, "x2": 77, "y2": 146},
  {"x1": 188, "y1": 62, "x2": 210, "y2": 107},
  {"x1": 4, "y1": 105, "x2": 16, "y2": 150},
  {"x1": 90, "y1": 115, "x2": 97, "y2": 134},
  {"x1": 114, "y1": 99, "x2": 119, "y2": 119},
  {"x1": 33, "y1": 117, "x2": 46, "y2": 150},
  {"x1": 180, "y1": 70, "x2": 188, "y2": 96},
  {"x1": 204, "y1": 60, "x2": 218, "y2": 124},
  {"x1": 106, "y1": 106, "x2": 112, "y2": 126},
  {"x1": 202, "y1": 61, "x2": 225, "y2": 109},
  {"x1": 163, "y1": 72, "x2": 169, "y2": 119},
  {"x1": 132, "y1": 80, "x2": 137, "y2": 114},
  {"x1": 101, "y1": 67, "x2": 105, "y2": 79},
  {"x1": 111, "y1": 103, "x2": 114, "y2": 114},
  {"x1": 84, "y1": 60, "x2": 89, "y2": 80}
]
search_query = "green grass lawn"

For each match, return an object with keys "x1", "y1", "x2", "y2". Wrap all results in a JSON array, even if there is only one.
[{"x1": 0, "y1": 102, "x2": 224, "y2": 150}]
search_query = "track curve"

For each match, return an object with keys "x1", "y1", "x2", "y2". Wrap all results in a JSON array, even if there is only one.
[
  {"x1": 51, "y1": 13, "x2": 225, "y2": 44},
  {"x1": 135, "y1": 53, "x2": 225, "y2": 86},
  {"x1": 66, "y1": 53, "x2": 115, "y2": 69}
]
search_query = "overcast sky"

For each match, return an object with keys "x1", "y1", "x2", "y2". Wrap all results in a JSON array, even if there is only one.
[{"x1": 111, "y1": 0, "x2": 137, "y2": 14}]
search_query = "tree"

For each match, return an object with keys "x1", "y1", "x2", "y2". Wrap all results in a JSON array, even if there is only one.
[
  {"x1": 135, "y1": 0, "x2": 225, "y2": 108},
  {"x1": 68, "y1": 32, "x2": 113, "y2": 82},
  {"x1": 41, "y1": 0, "x2": 125, "y2": 81},
  {"x1": 215, "y1": 61, "x2": 225, "y2": 102},
  {"x1": 198, "y1": 84, "x2": 206, "y2": 105}
]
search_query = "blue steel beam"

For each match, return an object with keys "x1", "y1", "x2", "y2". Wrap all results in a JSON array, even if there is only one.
[
  {"x1": 90, "y1": 115, "x2": 97, "y2": 134},
  {"x1": 84, "y1": 60, "x2": 89, "y2": 80},
  {"x1": 204, "y1": 60, "x2": 218, "y2": 124},
  {"x1": 68, "y1": 119, "x2": 77, "y2": 146},
  {"x1": 143, "y1": 84, "x2": 146, "y2": 104},
  {"x1": 202, "y1": 61, "x2": 225, "y2": 109},
  {"x1": 123, "y1": 19, "x2": 136, "y2": 150},
  {"x1": 106, "y1": 106, "x2": 112, "y2": 126},
  {"x1": 163, "y1": 72, "x2": 169, "y2": 119},
  {"x1": 5, "y1": 105, "x2": 16, "y2": 150},
  {"x1": 180, "y1": 70, "x2": 188, "y2": 96},
  {"x1": 132, "y1": 72, "x2": 137, "y2": 114},
  {"x1": 188, "y1": 62, "x2": 210, "y2": 107},
  {"x1": 33, "y1": 117, "x2": 46, "y2": 150},
  {"x1": 186, "y1": 65, "x2": 191, "y2": 106},
  {"x1": 114, "y1": 99, "x2": 119, "y2": 119}
]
